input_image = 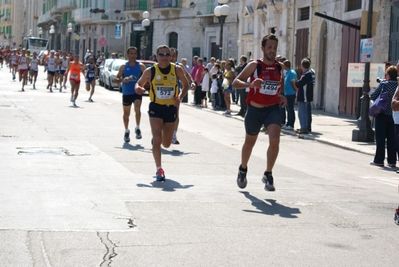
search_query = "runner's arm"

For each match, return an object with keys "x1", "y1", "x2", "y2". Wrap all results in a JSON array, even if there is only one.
[
  {"x1": 232, "y1": 61, "x2": 261, "y2": 89},
  {"x1": 392, "y1": 89, "x2": 399, "y2": 111},
  {"x1": 176, "y1": 65, "x2": 189, "y2": 100},
  {"x1": 113, "y1": 65, "x2": 126, "y2": 84},
  {"x1": 135, "y1": 67, "x2": 151, "y2": 94}
]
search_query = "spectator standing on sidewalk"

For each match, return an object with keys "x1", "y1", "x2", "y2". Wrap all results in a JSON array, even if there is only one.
[
  {"x1": 222, "y1": 59, "x2": 235, "y2": 115},
  {"x1": 210, "y1": 73, "x2": 219, "y2": 110},
  {"x1": 306, "y1": 57, "x2": 316, "y2": 132},
  {"x1": 392, "y1": 87, "x2": 399, "y2": 170},
  {"x1": 194, "y1": 58, "x2": 205, "y2": 106},
  {"x1": 281, "y1": 60, "x2": 297, "y2": 130},
  {"x1": 370, "y1": 65, "x2": 397, "y2": 168},
  {"x1": 191, "y1": 56, "x2": 199, "y2": 105},
  {"x1": 295, "y1": 58, "x2": 313, "y2": 134},
  {"x1": 201, "y1": 67, "x2": 210, "y2": 108},
  {"x1": 234, "y1": 55, "x2": 248, "y2": 117},
  {"x1": 232, "y1": 33, "x2": 286, "y2": 192}
]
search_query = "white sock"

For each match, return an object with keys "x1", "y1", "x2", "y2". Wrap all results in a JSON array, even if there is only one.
[
  {"x1": 125, "y1": 129, "x2": 129, "y2": 133},
  {"x1": 135, "y1": 125, "x2": 140, "y2": 130},
  {"x1": 156, "y1": 166, "x2": 162, "y2": 171}
]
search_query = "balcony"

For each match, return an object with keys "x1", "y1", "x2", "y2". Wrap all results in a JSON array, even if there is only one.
[
  {"x1": 37, "y1": 12, "x2": 56, "y2": 27},
  {"x1": 152, "y1": 0, "x2": 182, "y2": 17},
  {"x1": 57, "y1": 0, "x2": 77, "y2": 12},
  {"x1": 73, "y1": 8, "x2": 120, "y2": 25},
  {"x1": 124, "y1": 0, "x2": 148, "y2": 19}
]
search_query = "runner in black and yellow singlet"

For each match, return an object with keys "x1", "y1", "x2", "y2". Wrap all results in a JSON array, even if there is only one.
[{"x1": 135, "y1": 45, "x2": 189, "y2": 181}]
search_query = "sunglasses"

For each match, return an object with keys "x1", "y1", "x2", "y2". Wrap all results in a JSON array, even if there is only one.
[{"x1": 158, "y1": 52, "x2": 171, "y2": 57}]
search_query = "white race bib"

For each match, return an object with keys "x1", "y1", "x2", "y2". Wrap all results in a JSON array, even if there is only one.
[
  {"x1": 89, "y1": 73, "x2": 94, "y2": 78},
  {"x1": 71, "y1": 74, "x2": 78, "y2": 79},
  {"x1": 156, "y1": 86, "x2": 174, "y2": 99},
  {"x1": 259, "y1": 81, "x2": 279, "y2": 95}
]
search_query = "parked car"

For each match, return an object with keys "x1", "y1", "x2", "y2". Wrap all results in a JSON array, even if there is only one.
[
  {"x1": 103, "y1": 59, "x2": 126, "y2": 90},
  {"x1": 98, "y1": 59, "x2": 114, "y2": 87}
]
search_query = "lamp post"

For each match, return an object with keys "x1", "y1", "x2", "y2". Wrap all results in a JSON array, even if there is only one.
[
  {"x1": 29, "y1": 29, "x2": 32, "y2": 37},
  {"x1": 21, "y1": 32, "x2": 25, "y2": 48},
  {"x1": 352, "y1": 0, "x2": 374, "y2": 142},
  {"x1": 38, "y1": 27, "x2": 42, "y2": 38},
  {"x1": 214, "y1": 0, "x2": 230, "y2": 61},
  {"x1": 141, "y1": 11, "x2": 150, "y2": 60},
  {"x1": 49, "y1": 25, "x2": 55, "y2": 50},
  {"x1": 67, "y1": 23, "x2": 73, "y2": 53}
]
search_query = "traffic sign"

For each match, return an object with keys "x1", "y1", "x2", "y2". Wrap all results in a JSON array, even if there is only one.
[
  {"x1": 75, "y1": 35, "x2": 80, "y2": 41},
  {"x1": 347, "y1": 63, "x2": 385, "y2": 88},
  {"x1": 98, "y1": 37, "x2": 107, "y2": 47},
  {"x1": 360, "y1": 38, "x2": 373, "y2": 63}
]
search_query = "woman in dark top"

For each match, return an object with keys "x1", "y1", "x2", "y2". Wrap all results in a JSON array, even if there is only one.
[{"x1": 370, "y1": 66, "x2": 398, "y2": 167}]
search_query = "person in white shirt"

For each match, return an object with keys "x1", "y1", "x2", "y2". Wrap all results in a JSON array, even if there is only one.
[
  {"x1": 17, "y1": 49, "x2": 29, "y2": 91},
  {"x1": 210, "y1": 73, "x2": 219, "y2": 110},
  {"x1": 29, "y1": 52, "x2": 39, "y2": 90},
  {"x1": 201, "y1": 67, "x2": 210, "y2": 108}
]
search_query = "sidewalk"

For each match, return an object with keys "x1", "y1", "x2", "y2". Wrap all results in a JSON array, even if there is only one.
[{"x1": 182, "y1": 96, "x2": 376, "y2": 157}]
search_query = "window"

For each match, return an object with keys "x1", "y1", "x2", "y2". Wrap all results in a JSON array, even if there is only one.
[
  {"x1": 298, "y1": 6, "x2": 310, "y2": 21},
  {"x1": 347, "y1": 0, "x2": 362, "y2": 12},
  {"x1": 168, "y1": 32, "x2": 178, "y2": 50}
]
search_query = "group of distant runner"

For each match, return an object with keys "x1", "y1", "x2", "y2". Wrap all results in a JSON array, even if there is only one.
[{"x1": 0, "y1": 46, "x2": 97, "y2": 107}]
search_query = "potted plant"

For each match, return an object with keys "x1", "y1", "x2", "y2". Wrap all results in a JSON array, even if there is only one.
[
  {"x1": 90, "y1": 8, "x2": 99, "y2": 13},
  {"x1": 33, "y1": 15, "x2": 39, "y2": 19},
  {"x1": 98, "y1": 9, "x2": 105, "y2": 13},
  {"x1": 101, "y1": 14, "x2": 109, "y2": 20},
  {"x1": 114, "y1": 9, "x2": 121, "y2": 13}
]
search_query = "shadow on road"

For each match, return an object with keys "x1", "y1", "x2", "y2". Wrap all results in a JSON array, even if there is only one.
[
  {"x1": 161, "y1": 148, "x2": 199, "y2": 157},
  {"x1": 240, "y1": 191, "x2": 301, "y2": 218},
  {"x1": 137, "y1": 179, "x2": 194, "y2": 192},
  {"x1": 120, "y1": 143, "x2": 145, "y2": 151}
]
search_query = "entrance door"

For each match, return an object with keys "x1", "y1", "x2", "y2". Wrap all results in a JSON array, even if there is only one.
[
  {"x1": 339, "y1": 18, "x2": 361, "y2": 117},
  {"x1": 389, "y1": 3, "x2": 399, "y2": 64},
  {"x1": 211, "y1": 42, "x2": 219, "y2": 59}
]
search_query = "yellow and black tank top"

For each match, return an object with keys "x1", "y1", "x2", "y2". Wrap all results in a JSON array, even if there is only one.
[{"x1": 150, "y1": 63, "x2": 178, "y2": 105}]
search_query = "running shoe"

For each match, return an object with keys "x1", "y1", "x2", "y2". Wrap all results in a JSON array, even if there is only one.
[
  {"x1": 49, "y1": 88, "x2": 53, "y2": 93},
  {"x1": 171, "y1": 137, "x2": 180, "y2": 144},
  {"x1": 73, "y1": 102, "x2": 77, "y2": 108},
  {"x1": 21, "y1": 88, "x2": 25, "y2": 92},
  {"x1": 261, "y1": 173, "x2": 275, "y2": 191},
  {"x1": 395, "y1": 207, "x2": 399, "y2": 225},
  {"x1": 33, "y1": 84, "x2": 36, "y2": 90},
  {"x1": 156, "y1": 168, "x2": 166, "y2": 181},
  {"x1": 88, "y1": 98, "x2": 93, "y2": 102},
  {"x1": 70, "y1": 95, "x2": 74, "y2": 102},
  {"x1": 59, "y1": 87, "x2": 62, "y2": 93},
  {"x1": 124, "y1": 130, "x2": 130, "y2": 143},
  {"x1": 237, "y1": 168, "x2": 247, "y2": 189},
  {"x1": 135, "y1": 128, "x2": 142, "y2": 139}
]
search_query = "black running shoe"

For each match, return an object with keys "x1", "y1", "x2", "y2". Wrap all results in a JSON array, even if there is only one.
[
  {"x1": 124, "y1": 130, "x2": 130, "y2": 143},
  {"x1": 395, "y1": 207, "x2": 399, "y2": 225},
  {"x1": 237, "y1": 168, "x2": 247, "y2": 189},
  {"x1": 135, "y1": 128, "x2": 142, "y2": 139},
  {"x1": 261, "y1": 173, "x2": 275, "y2": 191}
]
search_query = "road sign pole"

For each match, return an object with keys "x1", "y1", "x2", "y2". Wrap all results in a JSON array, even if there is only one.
[{"x1": 352, "y1": 0, "x2": 374, "y2": 142}]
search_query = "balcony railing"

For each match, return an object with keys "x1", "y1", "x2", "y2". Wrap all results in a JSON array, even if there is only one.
[
  {"x1": 73, "y1": 8, "x2": 104, "y2": 23},
  {"x1": 38, "y1": 11, "x2": 53, "y2": 24},
  {"x1": 152, "y1": 0, "x2": 181, "y2": 9},
  {"x1": 125, "y1": 0, "x2": 148, "y2": 12},
  {"x1": 57, "y1": 0, "x2": 77, "y2": 11}
]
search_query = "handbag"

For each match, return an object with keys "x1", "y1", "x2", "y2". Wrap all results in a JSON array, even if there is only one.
[{"x1": 368, "y1": 85, "x2": 389, "y2": 117}]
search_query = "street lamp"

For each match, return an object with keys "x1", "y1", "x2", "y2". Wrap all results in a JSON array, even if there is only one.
[
  {"x1": 21, "y1": 32, "x2": 25, "y2": 48},
  {"x1": 141, "y1": 11, "x2": 150, "y2": 60},
  {"x1": 29, "y1": 29, "x2": 32, "y2": 37},
  {"x1": 214, "y1": 0, "x2": 230, "y2": 60},
  {"x1": 67, "y1": 23, "x2": 73, "y2": 53},
  {"x1": 38, "y1": 27, "x2": 43, "y2": 38},
  {"x1": 49, "y1": 25, "x2": 55, "y2": 50}
]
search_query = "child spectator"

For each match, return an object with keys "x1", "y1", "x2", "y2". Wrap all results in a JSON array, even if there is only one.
[
  {"x1": 210, "y1": 73, "x2": 219, "y2": 110},
  {"x1": 201, "y1": 67, "x2": 210, "y2": 108}
]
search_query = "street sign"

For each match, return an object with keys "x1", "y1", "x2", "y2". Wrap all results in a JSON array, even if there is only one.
[
  {"x1": 98, "y1": 37, "x2": 107, "y2": 47},
  {"x1": 347, "y1": 63, "x2": 385, "y2": 88},
  {"x1": 133, "y1": 24, "x2": 145, "y2": 31},
  {"x1": 360, "y1": 38, "x2": 373, "y2": 63},
  {"x1": 75, "y1": 35, "x2": 80, "y2": 41}
]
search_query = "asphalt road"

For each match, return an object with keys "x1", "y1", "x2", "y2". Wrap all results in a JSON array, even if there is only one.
[{"x1": 0, "y1": 66, "x2": 398, "y2": 267}]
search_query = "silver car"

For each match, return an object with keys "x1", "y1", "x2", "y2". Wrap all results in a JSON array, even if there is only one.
[
  {"x1": 103, "y1": 59, "x2": 127, "y2": 90},
  {"x1": 99, "y1": 59, "x2": 114, "y2": 87}
]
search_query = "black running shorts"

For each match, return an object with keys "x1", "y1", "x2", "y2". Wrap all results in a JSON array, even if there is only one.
[
  {"x1": 148, "y1": 102, "x2": 177, "y2": 123},
  {"x1": 122, "y1": 94, "x2": 142, "y2": 106},
  {"x1": 244, "y1": 104, "x2": 281, "y2": 135}
]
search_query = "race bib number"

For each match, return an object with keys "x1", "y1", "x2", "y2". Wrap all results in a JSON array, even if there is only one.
[
  {"x1": 71, "y1": 74, "x2": 78, "y2": 79},
  {"x1": 259, "y1": 81, "x2": 279, "y2": 95},
  {"x1": 89, "y1": 73, "x2": 94, "y2": 78},
  {"x1": 156, "y1": 86, "x2": 174, "y2": 99}
]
